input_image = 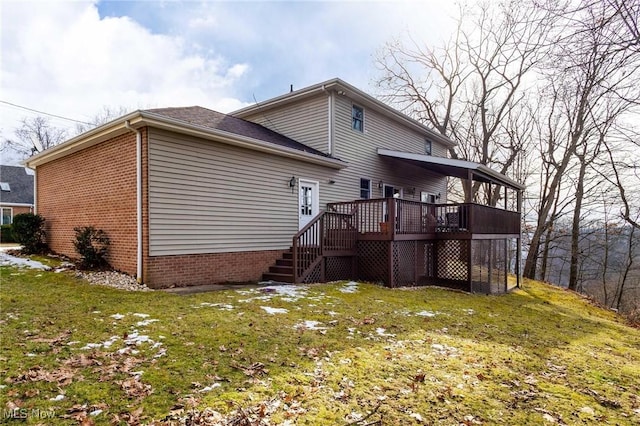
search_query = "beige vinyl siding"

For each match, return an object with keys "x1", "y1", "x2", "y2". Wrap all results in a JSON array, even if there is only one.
[
  {"x1": 329, "y1": 95, "x2": 447, "y2": 203},
  {"x1": 148, "y1": 128, "x2": 339, "y2": 256},
  {"x1": 242, "y1": 95, "x2": 329, "y2": 154}
]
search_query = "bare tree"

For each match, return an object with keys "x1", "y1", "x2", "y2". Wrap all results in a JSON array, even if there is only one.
[
  {"x1": 0, "y1": 116, "x2": 67, "y2": 160},
  {"x1": 74, "y1": 105, "x2": 132, "y2": 134},
  {"x1": 375, "y1": 0, "x2": 555, "y2": 205}
]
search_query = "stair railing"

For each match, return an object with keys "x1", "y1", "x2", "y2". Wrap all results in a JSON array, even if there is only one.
[{"x1": 292, "y1": 210, "x2": 356, "y2": 283}]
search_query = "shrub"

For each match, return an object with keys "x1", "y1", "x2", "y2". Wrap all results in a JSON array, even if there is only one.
[
  {"x1": 73, "y1": 226, "x2": 110, "y2": 270},
  {"x1": 0, "y1": 224, "x2": 15, "y2": 243},
  {"x1": 11, "y1": 213, "x2": 48, "y2": 254}
]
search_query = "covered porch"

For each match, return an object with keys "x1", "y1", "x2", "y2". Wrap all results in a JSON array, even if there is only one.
[{"x1": 287, "y1": 151, "x2": 524, "y2": 294}]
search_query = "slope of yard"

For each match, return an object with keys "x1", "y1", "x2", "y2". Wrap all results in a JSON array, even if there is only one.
[{"x1": 1, "y1": 257, "x2": 639, "y2": 425}]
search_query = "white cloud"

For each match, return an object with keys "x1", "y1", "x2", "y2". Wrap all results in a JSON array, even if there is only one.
[{"x1": 0, "y1": 0, "x2": 249, "y2": 142}]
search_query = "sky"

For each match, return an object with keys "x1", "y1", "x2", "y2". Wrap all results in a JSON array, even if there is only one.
[{"x1": 0, "y1": 0, "x2": 458, "y2": 165}]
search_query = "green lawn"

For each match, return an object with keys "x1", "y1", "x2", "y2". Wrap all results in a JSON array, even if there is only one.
[{"x1": 1, "y1": 257, "x2": 639, "y2": 425}]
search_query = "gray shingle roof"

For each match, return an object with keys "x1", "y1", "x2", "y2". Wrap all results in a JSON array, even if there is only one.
[
  {"x1": 0, "y1": 165, "x2": 34, "y2": 205},
  {"x1": 144, "y1": 106, "x2": 332, "y2": 158}
]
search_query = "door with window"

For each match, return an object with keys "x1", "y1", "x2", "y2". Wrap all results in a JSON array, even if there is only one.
[{"x1": 298, "y1": 179, "x2": 319, "y2": 230}]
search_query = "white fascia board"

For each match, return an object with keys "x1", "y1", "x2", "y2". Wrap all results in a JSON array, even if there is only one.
[
  {"x1": 377, "y1": 148, "x2": 525, "y2": 191},
  {"x1": 23, "y1": 111, "x2": 142, "y2": 168},
  {"x1": 138, "y1": 112, "x2": 347, "y2": 170},
  {"x1": 232, "y1": 78, "x2": 457, "y2": 148},
  {"x1": 24, "y1": 110, "x2": 347, "y2": 170},
  {"x1": 0, "y1": 202, "x2": 34, "y2": 207}
]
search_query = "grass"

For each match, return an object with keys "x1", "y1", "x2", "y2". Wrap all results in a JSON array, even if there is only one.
[{"x1": 1, "y1": 257, "x2": 639, "y2": 425}]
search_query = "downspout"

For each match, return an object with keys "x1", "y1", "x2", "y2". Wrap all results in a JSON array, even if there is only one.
[
  {"x1": 33, "y1": 169, "x2": 37, "y2": 213},
  {"x1": 125, "y1": 121, "x2": 143, "y2": 284},
  {"x1": 321, "y1": 85, "x2": 334, "y2": 155}
]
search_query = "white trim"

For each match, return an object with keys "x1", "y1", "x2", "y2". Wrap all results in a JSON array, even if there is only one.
[
  {"x1": 298, "y1": 179, "x2": 320, "y2": 230},
  {"x1": 0, "y1": 202, "x2": 33, "y2": 208},
  {"x1": 328, "y1": 91, "x2": 334, "y2": 155},
  {"x1": 232, "y1": 78, "x2": 457, "y2": 148},
  {"x1": 377, "y1": 148, "x2": 525, "y2": 190},
  {"x1": 1, "y1": 207, "x2": 13, "y2": 225},
  {"x1": 24, "y1": 111, "x2": 348, "y2": 171}
]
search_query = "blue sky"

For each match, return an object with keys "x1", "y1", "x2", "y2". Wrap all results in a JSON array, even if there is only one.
[{"x1": 1, "y1": 0, "x2": 456, "y2": 158}]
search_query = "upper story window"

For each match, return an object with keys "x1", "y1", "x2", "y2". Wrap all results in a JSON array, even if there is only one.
[
  {"x1": 0, "y1": 182, "x2": 10, "y2": 191},
  {"x1": 425, "y1": 140, "x2": 432, "y2": 156},
  {"x1": 352, "y1": 105, "x2": 364, "y2": 132},
  {"x1": 360, "y1": 178, "x2": 371, "y2": 199}
]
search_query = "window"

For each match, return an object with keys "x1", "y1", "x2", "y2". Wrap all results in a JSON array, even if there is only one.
[
  {"x1": 360, "y1": 178, "x2": 371, "y2": 199},
  {"x1": 421, "y1": 192, "x2": 436, "y2": 203},
  {"x1": 425, "y1": 140, "x2": 432, "y2": 156},
  {"x1": 0, "y1": 182, "x2": 10, "y2": 191},
  {"x1": 352, "y1": 105, "x2": 364, "y2": 132},
  {"x1": 1, "y1": 208, "x2": 12, "y2": 225}
]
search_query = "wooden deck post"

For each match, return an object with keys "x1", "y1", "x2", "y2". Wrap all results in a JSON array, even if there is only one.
[{"x1": 516, "y1": 190, "x2": 523, "y2": 288}]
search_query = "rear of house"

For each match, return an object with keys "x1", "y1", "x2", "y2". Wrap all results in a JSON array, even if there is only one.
[{"x1": 25, "y1": 79, "x2": 522, "y2": 291}]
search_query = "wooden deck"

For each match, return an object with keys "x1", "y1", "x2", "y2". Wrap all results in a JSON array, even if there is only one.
[{"x1": 264, "y1": 198, "x2": 521, "y2": 293}]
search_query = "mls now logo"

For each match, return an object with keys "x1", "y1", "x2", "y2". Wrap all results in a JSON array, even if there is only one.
[{"x1": 3, "y1": 408, "x2": 56, "y2": 419}]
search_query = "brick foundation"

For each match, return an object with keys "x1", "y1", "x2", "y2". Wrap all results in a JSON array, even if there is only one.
[{"x1": 144, "y1": 249, "x2": 286, "y2": 289}]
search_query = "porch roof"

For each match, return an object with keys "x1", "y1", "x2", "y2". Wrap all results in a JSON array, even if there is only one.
[{"x1": 377, "y1": 149, "x2": 525, "y2": 191}]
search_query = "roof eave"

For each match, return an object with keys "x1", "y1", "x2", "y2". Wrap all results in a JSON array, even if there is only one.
[
  {"x1": 138, "y1": 111, "x2": 347, "y2": 170},
  {"x1": 232, "y1": 78, "x2": 457, "y2": 148},
  {"x1": 24, "y1": 111, "x2": 347, "y2": 170}
]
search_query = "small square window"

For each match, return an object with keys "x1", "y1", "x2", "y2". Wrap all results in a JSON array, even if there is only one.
[
  {"x1": 360, "y1": 178, "x2": 371, "y2": 199},
  {"x1": 425, "y1": 140, "x2": 432, "y2": 156},
  {"x1": 352, "y1": 105, "x2": 364, "y2": 132},
  {"x1": 0, "y1": 182, "x2": 10, "y2": 191}
]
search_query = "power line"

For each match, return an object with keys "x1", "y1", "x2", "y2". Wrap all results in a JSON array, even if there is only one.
[{"x1": 0, "y1": 100, "x2": 92, "y2": 125}]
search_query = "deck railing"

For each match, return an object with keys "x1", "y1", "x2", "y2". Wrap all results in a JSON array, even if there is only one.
[
  {"x1": 292, "y1": 211, "x2": 357, "y2": 283},
  {"x1": 328, "y1": 198, "x2": 520, "y2": 237}
]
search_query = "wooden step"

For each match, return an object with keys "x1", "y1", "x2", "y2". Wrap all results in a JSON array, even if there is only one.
[
  {"x1": 276, "y1": 258, "x2": 293, "y2": 267},
  {"x1": 262, "y1": 272, "x2": 294, "y2": 283},
  {"x1": 282, "y1": 252, "x2": 293, "y2": 260},
  {"x1": 269, "y1": 265, "x2": 292, "y2": 274}
]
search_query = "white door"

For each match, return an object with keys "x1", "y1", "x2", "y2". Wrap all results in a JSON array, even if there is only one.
[{"x1": 298, "y1": 179, "x2": 320, "y2": 230}]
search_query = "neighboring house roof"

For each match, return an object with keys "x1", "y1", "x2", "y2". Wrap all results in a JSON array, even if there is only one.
[
  {"x1": 24, "y1": 108, "x2": 347, "y2": 169},
  {"x1": 144, "y1": 106, "x2": 331, "y2": 158},
  {"x1": 0, "y1": 165, "x2": 34, "y2": 205},
  {"x1": 232, "y1": 78, "x2": 458, "y2": 149}
]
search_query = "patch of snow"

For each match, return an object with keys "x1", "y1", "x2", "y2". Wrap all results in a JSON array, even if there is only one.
[
  {"x1": 416, "y1": 311, "x2": 438, "y2": 317},
  {"x1": 80, "y1": 343, "x2": 102, "y2": 350},
  {"x1": 125, "y1": 332, "x2": 152, "y2": 345},
  {"x1": 261, "y1": 306, "x2": 289, "y2": 315},
  {"x1": 410, "y1": 413, "x2": 423, "y2": 422},
  {"x1": 327, "y1": 311, "x2": 339, "y2": 316},
  {"x1": 376, "y1": 328, "x2": 396, "y2": 337},
  {"x1": 89, "y1": 409, "x2": 103, "y2": 416},
  {"x1": 293, "y1": 320, "x2": 326, "y2": 330},
  {"x1": 463, "y1": 308, "x2": 475, "y2": 315},
  {"x1": 197, "y1": 302, "x2": 234, "y2": 310},
  {"x1": 102, "y1": 336, "x2": 120, "y2": 348},
  {"x1": 0, "y1": 252, "x2": 51, "y2": 270},
  {"x1": 110, "y1": 313, "x2": 125, "y2": 320},
  {"x1": 339, "y1": 281, "x2": 359, "y2": 293},
  {"x1": 26, "y1": 353, "x2": 36, "y2": 357},
  {"x1": 67, "y1": 341, "x2": 80, "y2": 345},
  {"x1": 199, "y1": 383, "x2": 222, "y2": 392},
  {"x1": 135, "y1": 319, "x2": 159, "y2": 327},
  {"x1": 49, "y1": 394, "x2": 65, "y2": 401},
  {"x1": 133, "y1": 313, "x2": 150, "y2": 318}
]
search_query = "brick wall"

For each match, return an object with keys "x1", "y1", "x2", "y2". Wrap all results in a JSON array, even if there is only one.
[
  {"x1": 145, "y1": 249, "x2": 286, "y2": 288},
  {"x1": 36, "y1": 129, "x2": 147, "y2": 275}
]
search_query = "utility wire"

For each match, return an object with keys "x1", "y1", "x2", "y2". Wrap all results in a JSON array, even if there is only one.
[{"x1": 0, "y1": 100, "x2": 93, "y2": 125}]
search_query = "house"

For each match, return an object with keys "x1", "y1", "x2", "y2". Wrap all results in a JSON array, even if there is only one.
[
  {"x1": 0, "y1": 165, "x2": 35, "y2": 225},
  {"x1": 24, "y1": 78, "x2": 524, "y2": 293}
]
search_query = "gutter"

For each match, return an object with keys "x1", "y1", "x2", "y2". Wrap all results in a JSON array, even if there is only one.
[{"x1": 125, "y1": 121, "x2": 143, "y2": 284}]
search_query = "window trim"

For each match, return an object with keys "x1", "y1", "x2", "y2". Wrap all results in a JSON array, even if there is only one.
[
  {"x1": 359, "y1": 178, "x2": 371, "y2": 199},
  {"x1": 1, "y1": 207, "x2": 13, "y2": 225},
  {"x1": 425, "y1": 140, "x2": 432, "y2": 156},
  {"x1": 420, "y1": 191, "x2": 437, "y2": 204},
  {"x1": 352, "y1": 104, "x2": 364, "y2": 133}
]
